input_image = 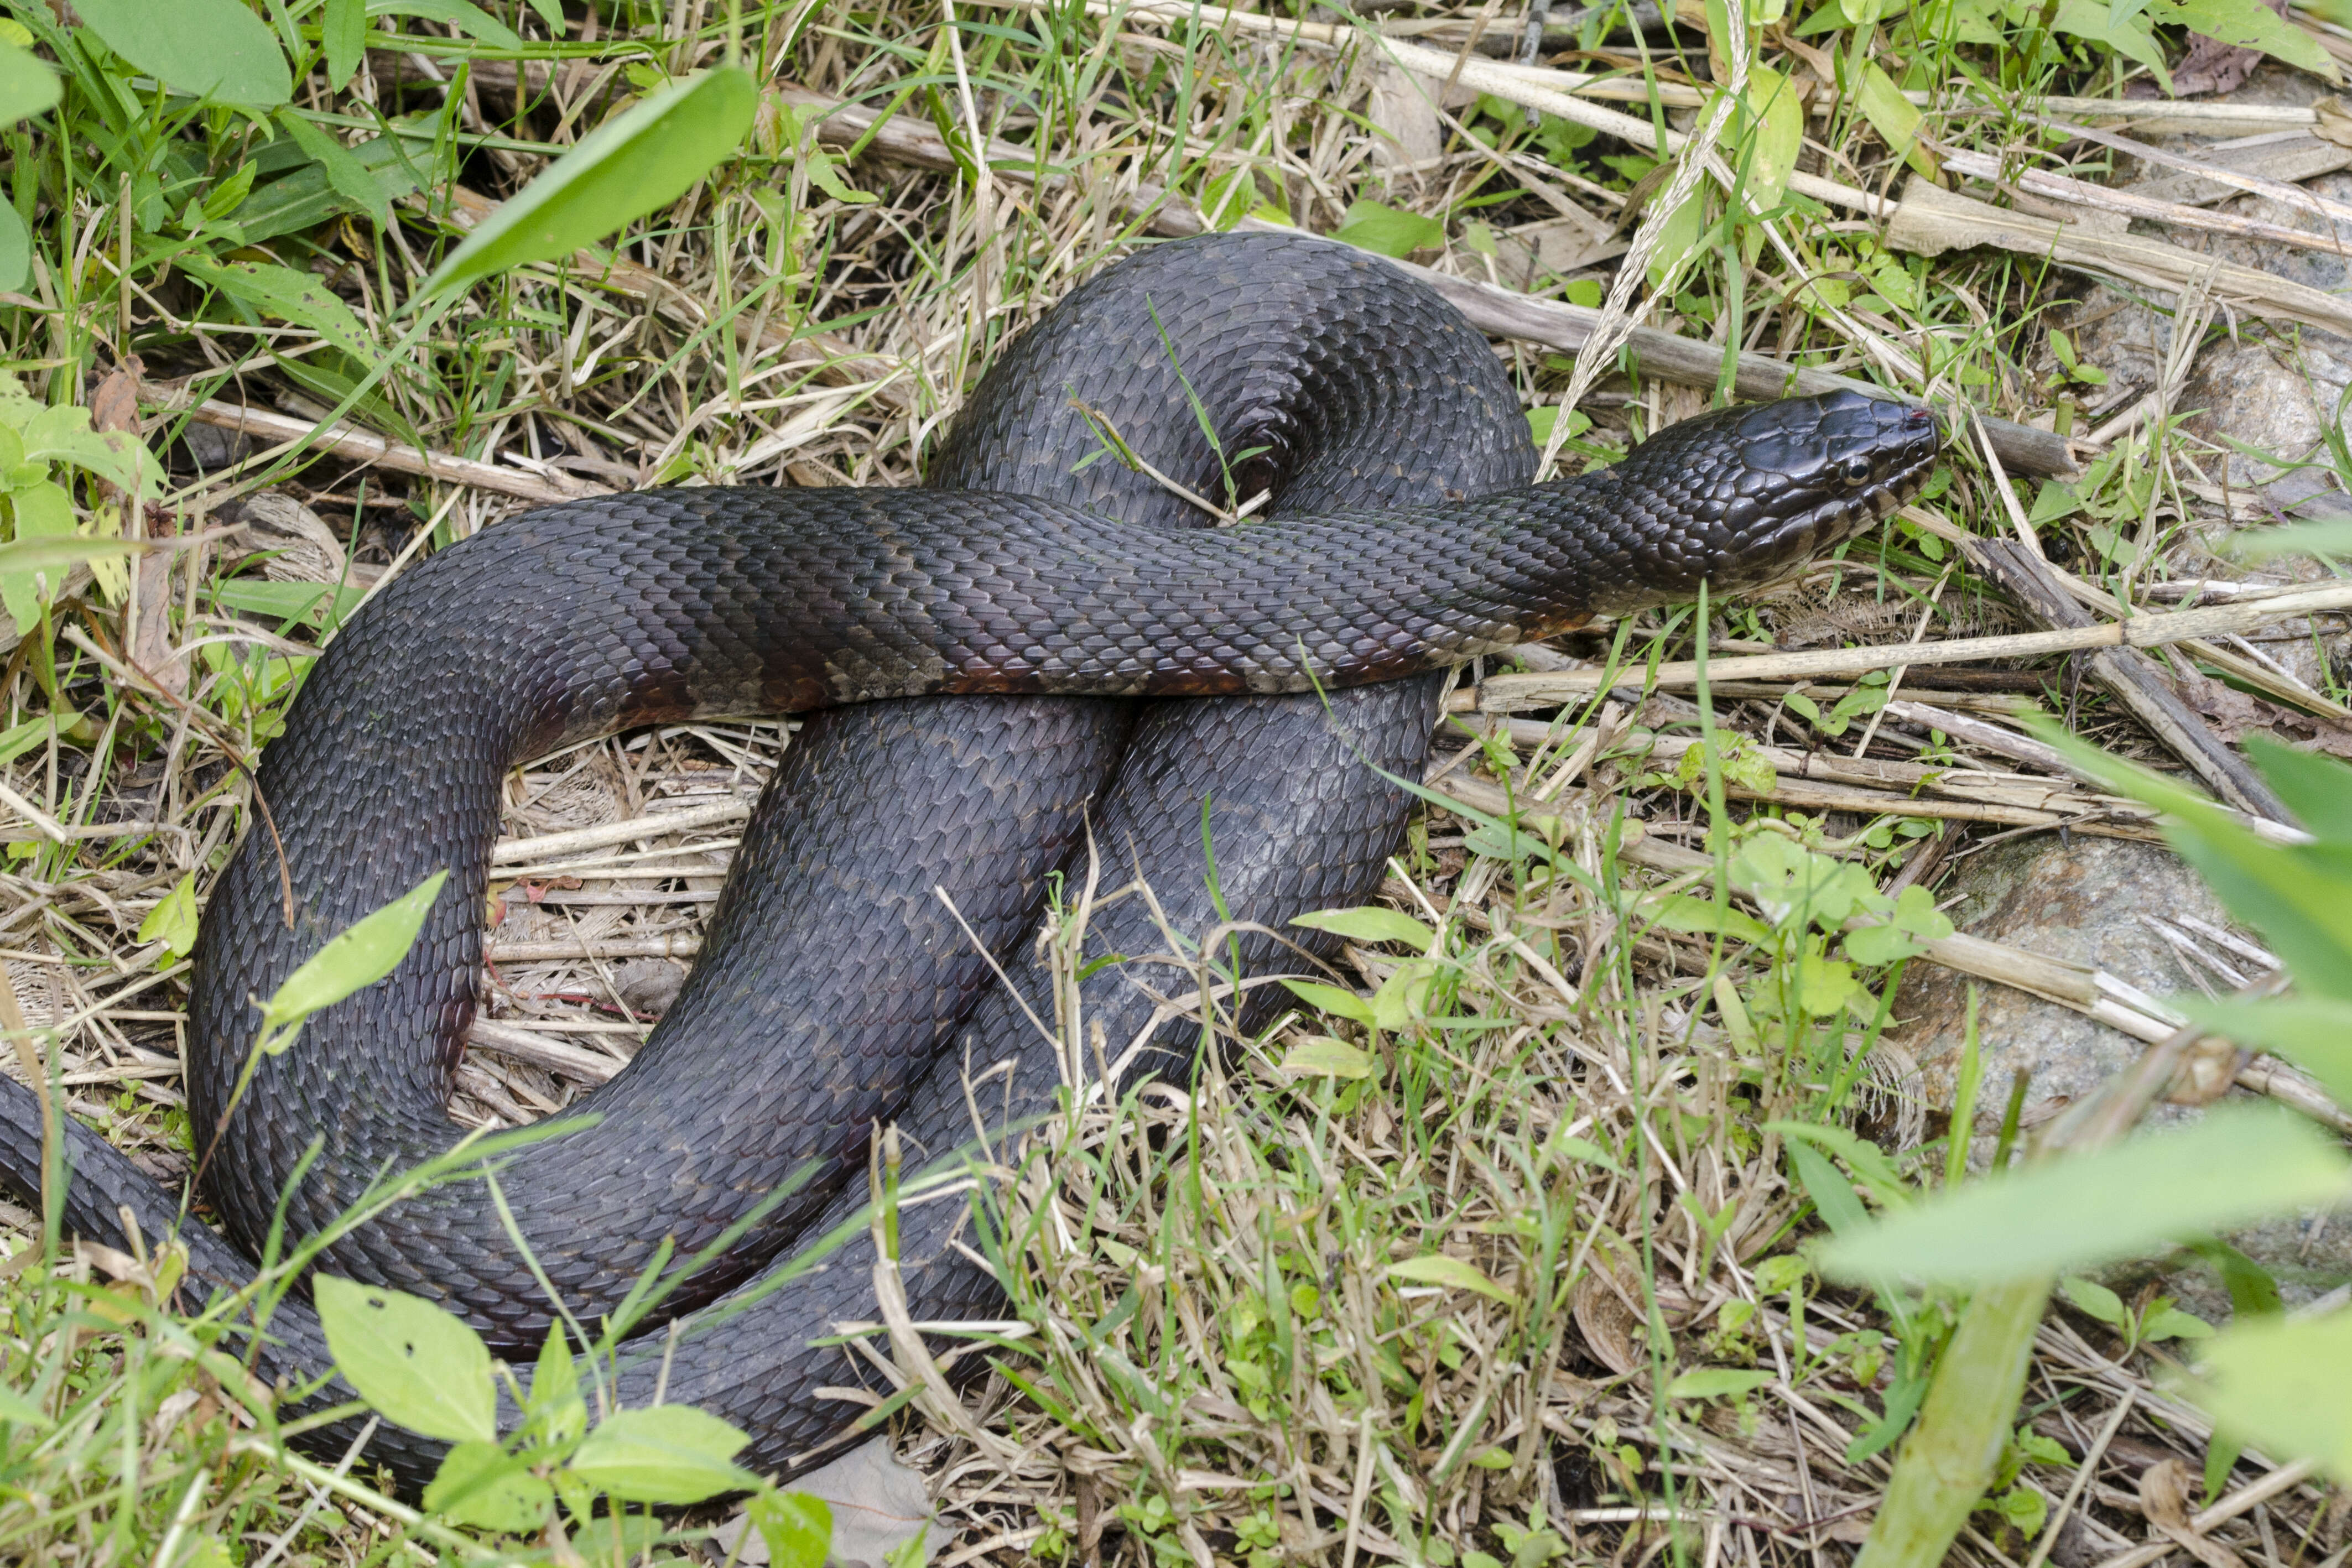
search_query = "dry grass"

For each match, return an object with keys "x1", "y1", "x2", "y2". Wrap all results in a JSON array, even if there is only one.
[{"x1": 6, "y1": 0, "x2": 2352, "y2": 1564}]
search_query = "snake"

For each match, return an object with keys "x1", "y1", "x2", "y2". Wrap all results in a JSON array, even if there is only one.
[{"x1": 0, "y1": 233, "x2": 1938, "y2": 1490}]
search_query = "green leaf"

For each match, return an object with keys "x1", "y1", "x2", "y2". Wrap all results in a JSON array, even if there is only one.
[
  {"x1": 1854, "y1": 61, "x2": 1934, "y2": 179},
  {"x1": 2146, "y1": 0, "x2": 2338, "y2": 78},
  {"x1": 210, "y1": 578, "x2": 366, "y2": 631},
  {"x1": 424, "y1": 1439, "x2": 553, "y2": 1531},
  {"x1": 181, "y1": 259, "x2": 379, "y2": 368},
  {"x1": 234, "y1": 133, "x2": 424, "y2": 244},
  {"x1": 0, "y1": 43, "x2": 59, "y2": 128},
  {"x1": 2031, "y1": 721, "x2": 2352, "y2": 1000},
  {"x1": 1292, "y1": 905, "x2": 1435, "y2": 949},
  {"x1": 526, "y1": 1319, "x2": 586, "y2": 1446},
  {"x1": 1666, "y1": 1367, "x2": 1775, "y2": 1399},
  {"x1": 75, "y1": 0, "x2": 293, "y2": 109},
  {"x1": 0, "y1": 1381, "x2": 51, "y2": 1426},
  {"x1": 323, "y1": 0, "x2": 366, "y2": 90},
  {"x1": 368, "y1": 0, "x2": 523, "y2": 49},
  {"x1": 259, "y1": 871, "x2": 449, "y2": 1047},
  {"x1": 1278, "y1": 977, "x2": 1376, "y2": 1029},
  {"x1": 2142, "y1": 1303, "x2": 2215, "y2": 1342},
  {"x1": 1644, "y1": 893, "x2": 1773, "y2": 946},
  {"x1": 275, "y1": 111, "x2": 389, "y2": 223},
  {"x1": 2060, "y1": 1274, "x2": 2126, "y2": 1328},
  {"x1": 1279, "y1": 1035, "x2": 1375, "y2": 1080},
  {"x1": 2193, "y1": 1310, "x2": 2352, "y2": 1482},
  {"x1": 418, "y1": 66, "x2": 757, "y2": 299},
  {"x1": 314, "y1": 1274, "x2": 497, "y2": 1443},
  {"x1": 138, "y1": 873, "x2": 199, "y2": 961},
  {"x1": 1, "y1": 529, "x2": 144, "y2": 638},
  {"x1": 1787, "y1": 1139, "x2": 1870, "y2": 1237},
  {"x1": 1370, "y1": 957, "x2": 1438, "y2": 1032},
  {"x1": 2245, "y1": 734, "x2": 2352, "y2": 843},
  {"x1": 0, "y1": 203, "x2": 27, "y2": 295},
  {"x1": 748, "y1": 1491, "x2": 835, "y2": 1568},
  {"x1": 2230, "y1": 519, "x2": 2352, "y2": 563},
  {"x1": 1734, "y1": 64, "x2": 1804, "y2": 212},
  {"x1": 1819, "y1": 1105, "x2": 2352, "y2": 1287},
  {"x1": 2052, "y1": 0, "x2": 2172, "y2": 84},
  {"x1": 1387, "y1": 1253, "x2": 1512, "y2": 1303},
  {"x1": 566, "y1": 1404, "x2": 758, "y2": 1504},
  {"x1": 1330, "y1": 199, "x2": 1444, "y2": 258}
]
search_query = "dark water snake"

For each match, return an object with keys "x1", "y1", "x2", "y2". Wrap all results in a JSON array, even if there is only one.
[{"x1": 0, "y1": 233, "x2": 1937, "y2": 1488}]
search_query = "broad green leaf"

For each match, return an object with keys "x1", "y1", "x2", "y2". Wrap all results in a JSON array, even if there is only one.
[
  {"x1": 748, "y1": 1491, "x2": 834, "y2": 1568},
  {"x1": 0, "y1": 203, "x2": 27, "y2": 295},
  {"x1": 1292, "y1": 905, "x2": 1435, "y2": 949},
  {"x1": 0, "y1": 1381, "x2": 50, "y2": 1426},
  {"x1": 259, "y1": 871, "x2": 449, "y2": 1045},
  {"x1": 324, "y1": 0, "x2": 366, "y2": 90},
  {"x1": 419, "y1": 67, "x2": 757, "y2": 299},
  {"x1": 17, "y1": 403, "x2": 160, "y2": 497},
  {"x1": 2060, "y1": 1274, "x2": 2126, "y2": 1327},
  {"x1": 2148, "y1": 0, "x2": 2337, "y2": 78},
  {"x1": 2176, "y1": 995, "x2": 2352, "y2": 1112},
  {"x1": 182, "y1": 259, "x2": 378, "y2": 368},
  {"x1": 1387, "y1": 1253, "x2": 1511, "y2": 1303},
  {"x1": 0, "y1": 43, "x2": 58, "y2": 128},
  {"x1": 2142, "y1": 1303, "x2": 2214, "y2": 1342},
  {"x1": 1770, "y1": 1121, "x2": 1912, "y2": 1211},
  {"x1": 1819, "y1": 1105, "x2": 2351, "y2": 1287},
  {"x1": 211, "y1": 579, "x2": 366, "y2": 630},
  {"x1": 275, "y1": 111, "x2": 389, "y2": 223},
  {"x1": 138, "y1": 873, "x2": 199, "y2": 961},
  {"x1": 2245, "y1": 734, "x2": 2352, "y2": 843},
  {"x1": 369, "y1": 0, "x2": 522, "y2": 48},
  {"x1": 2051, "y1": 0, "x2": 2171, "y2": 85},
  {"x1": 525, "y1": 1319, "x2": 586, "y2": 1446},
  {"x1": 1643, "y1": 188, "x2": 1709, "y2": 292},
  {"x1": 2231, "y1": 519, "x2": 2352, "y2": 562},
  {"x1": 1, "y1": 529, "x2": 143, "y2": 639},
  {"x1": 1330, "y1": 199, "x2": 1444, "y2": 258},
  {"x1": 235, "y1": 133, "x2": 424, "y2": 244},
  {"x1": 75, "y1": 0, "x2": 293, "y2": 109},
  {"x1": 2031, "y1": 721, "x2": 2352, "y2": 999},
  {"x1": 1278, "y1": 977, "x2": 1376, "y2": 1028},
  {"x1": 1279, "y1": 1035, "x2": 1375, "y2": 1080},
  {"x1": 1854, "y1": 61, "x2": 1934, "y2": 179},
  {"x1": 1735, "y1": 64, "x2": 1803, "y2": 212},
  {"x1": 1370, "y1": 957, "x2": 1439, "y2": 1032},
  {"x1": 2193, "y1": 1310, "x2": 2352, "y2": 1482},
  {"x1": 566, "y1": 1404, "x2": 758, "y2": 1504},
  {"x1": 1666, "y1": 1367, "x2": 1775, "y2": 1399},
  {"x1": 1644, "y1": 892, "x2": 1772, "y2": 946},
  {"x1": 314, "y1": 1274, "x2": 497, "y2": 1443},
  {"x1": 424, "y1": 1439, "x2": 553, "y2": 1531},
  {"x1": 1787, "y1": 1139, "x2": 1869, "y2": 1237}
]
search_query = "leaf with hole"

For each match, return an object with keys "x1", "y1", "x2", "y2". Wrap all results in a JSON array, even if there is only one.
[
  {"x1": 418, "y1": 67, "x2": 757, "y2": 300},
  {"x1": 314, "y1": 1274, "x2": 496, "y2": 1443},
  {"x1": 1819, "y1": 1105, "x2": 2351, "y2": 1287},
  {"x1": 74, "y1": 0, "x2": 293, "y2": 109},
  {"x1": 423, "y1": 1439, "x2": 551, "y2": 1532}
]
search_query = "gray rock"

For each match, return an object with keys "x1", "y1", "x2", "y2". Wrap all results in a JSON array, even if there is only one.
[
  {"x1": 611, "y1": 957, "x2": 688, "y2": 1020},
  {"x1": 1893, "y1": 833, "x2": 2352, "y2": 1312}
]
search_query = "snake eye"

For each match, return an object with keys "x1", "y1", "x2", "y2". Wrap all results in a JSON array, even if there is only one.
[{"x1": 1840, "y1": 454, "x2": 1875, "y2": 486}]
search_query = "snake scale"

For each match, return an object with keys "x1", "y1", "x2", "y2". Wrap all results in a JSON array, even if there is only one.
[{"x1": 0, "y1": 233, "x2": 1938, "y2": 1489}]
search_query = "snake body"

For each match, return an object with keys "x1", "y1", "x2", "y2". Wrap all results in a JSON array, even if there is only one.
[{"x1": 0, "y1": 235, "x2": 1937, "y2": 1488}]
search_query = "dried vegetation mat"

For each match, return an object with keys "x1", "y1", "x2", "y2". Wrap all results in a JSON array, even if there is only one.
[{"x1": 7, "y1": 0, "x2": 2352, "y2": 1563}]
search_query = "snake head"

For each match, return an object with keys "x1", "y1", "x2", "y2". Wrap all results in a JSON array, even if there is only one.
[{"x1": 1600, "y1": 389, "x2": 1942, "y2": 608}]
